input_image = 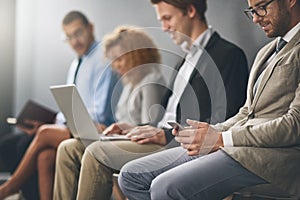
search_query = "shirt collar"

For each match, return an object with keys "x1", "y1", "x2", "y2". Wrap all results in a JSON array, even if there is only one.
[
  {"x1": 281, "y1": 22, "x2": 300, "y2": 43},
  {"x1": 80, "y1": 41, "x2": 99, "y2": 59},
  {"x1": 181, "y1": 26, "x2": 214, "y2": 56}
]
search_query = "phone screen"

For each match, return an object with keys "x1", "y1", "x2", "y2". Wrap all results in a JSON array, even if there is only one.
[{"x1": 167, "y1": 121, "x2": 183, "y2": 131}]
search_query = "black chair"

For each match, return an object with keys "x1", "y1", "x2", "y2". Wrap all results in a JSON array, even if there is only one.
[{"x1": 232, "y1": 184, "x2": 297, "y2": 200}]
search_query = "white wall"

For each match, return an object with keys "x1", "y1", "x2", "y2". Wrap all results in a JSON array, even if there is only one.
[
  {"x1": 0, "y1": 0, "x2": 15, "y2": 134},
  {"x1": 13, "y1": 0, "x2": 270, "y2": 114}
]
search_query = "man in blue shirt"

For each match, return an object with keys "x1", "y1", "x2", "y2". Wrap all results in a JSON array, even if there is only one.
[{"x1": 0, "y1": 11, "x2": 119, "y2": 200}]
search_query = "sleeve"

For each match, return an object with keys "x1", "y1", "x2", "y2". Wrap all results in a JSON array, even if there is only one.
[
  {"x1": 93, "y1": 67, "x2": 116, "y2": 126},
  {"x1": 215, "y1": 105, "x2": 249, "y2": 131},
  {"x1": 222, "y1": 130, "x2": 234, "y2": 146},
  {"x1": 55, "y1": 112, "x2": 66, "y2": 125},
  {"x1": 163, "y1": 127, "x2": 174, "y2": 144},
  {"x1": 221, "y1": 47, "x2": 249, "y2": 119},
  {"x1": 140, "y1": 83, "x2": 166, "y2": 125},
  {"x1": 231, "y1": 83, "x2": 300, "y2": 148}
]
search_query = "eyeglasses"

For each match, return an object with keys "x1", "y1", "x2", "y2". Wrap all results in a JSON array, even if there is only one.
[
  {"x1": 244, "y1": 0, "x2": 276, "y2": 20},
  {"x1": 62, "y1": 28, "x2": 85, "y2": 42}
]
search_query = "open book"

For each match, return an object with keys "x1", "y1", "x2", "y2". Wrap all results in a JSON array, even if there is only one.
[{"x1": 6, "y1": 100, "x2": 57, "y2": 128}]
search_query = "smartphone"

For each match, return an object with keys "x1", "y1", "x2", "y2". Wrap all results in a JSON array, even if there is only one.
[{"x1": 167, "y1": 121, "x2": 184, "y2": 131}]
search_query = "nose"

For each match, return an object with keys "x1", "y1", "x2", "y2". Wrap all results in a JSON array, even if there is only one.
[
  {"x1": 68, "y1": 37, "x2": 80, "y2": 46},
  {"x1": 161, "y1": 21, "x2": 170, "y2": 32},
  {"x1": 252, "y1": 13, "x2": 262, "y2": 24}
]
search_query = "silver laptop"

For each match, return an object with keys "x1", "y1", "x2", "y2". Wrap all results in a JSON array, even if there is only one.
[{"x1": 50, "y1": 84, "x2": 129, "y2": 141}]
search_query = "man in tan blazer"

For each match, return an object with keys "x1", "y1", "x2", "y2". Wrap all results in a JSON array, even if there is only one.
[{"x1": 118, "y1": 0, "x2": 300, "y2": 199}]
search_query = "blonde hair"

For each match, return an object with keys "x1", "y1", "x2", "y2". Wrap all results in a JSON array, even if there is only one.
[{"x1": 102, "y1": 25, "x2": 161, "y2": 85}]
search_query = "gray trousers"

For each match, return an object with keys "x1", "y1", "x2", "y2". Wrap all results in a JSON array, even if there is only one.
[
  {"x1": 53, "y1": 138, "x2": 164, "y2": 200},
  {"x1": 119, "y1": 147, "x2": 267, "y2": 200}
]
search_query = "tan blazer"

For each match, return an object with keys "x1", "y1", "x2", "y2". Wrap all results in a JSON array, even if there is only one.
[{"x1": 220, "y1": 30, "x2": 300, "y2": 197}]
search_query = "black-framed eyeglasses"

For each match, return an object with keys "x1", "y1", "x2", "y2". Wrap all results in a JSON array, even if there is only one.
[{"x1": 244, "y1": 0, "x2": 276, "y2": 20}]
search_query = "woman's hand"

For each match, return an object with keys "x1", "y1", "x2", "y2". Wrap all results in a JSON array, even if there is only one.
[
  {"x1": 94, "y1": 123, "x2": 107, "y2": 133},
  {"x1": 103, "y1": 122, "x2": 134, "y2": 135},
  {"x1": 126, "y1": 125, "x2": 167, "y2": 145}
]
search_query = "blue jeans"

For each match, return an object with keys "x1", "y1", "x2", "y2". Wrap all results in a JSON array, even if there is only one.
[{"x1": 119, "y1": 147, "x2": 267, "y2": 200}]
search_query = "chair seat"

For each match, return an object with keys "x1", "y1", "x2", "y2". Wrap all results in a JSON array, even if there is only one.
[{"x1": 233, "y1": 184, "x2": 297, "y2": 200}]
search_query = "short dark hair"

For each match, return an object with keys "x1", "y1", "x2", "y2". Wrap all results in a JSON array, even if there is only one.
[
  {"x1": 150, "y1": 0, "x2": 207, "y2": 21},
  {"x1": 62, "y1": 11, "x2": 89, "y2": 26}
]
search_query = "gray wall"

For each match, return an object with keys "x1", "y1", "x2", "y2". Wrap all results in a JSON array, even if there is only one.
[
  {"x1": 1, "y1": 0, "x2": 271, "y2": 129},
  {"x1": 0, "y1": 0, "x2": 15, "y2": 135},
  {"x1": 206, "y1": 0, "x2": 271, "y2": 64}
]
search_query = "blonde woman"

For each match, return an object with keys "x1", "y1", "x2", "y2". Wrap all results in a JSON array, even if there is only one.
[{"x1": 103, "y1": 26, "x2": 166, "y2": 127}]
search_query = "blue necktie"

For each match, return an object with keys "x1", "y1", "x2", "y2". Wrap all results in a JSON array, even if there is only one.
[
  {"x1": 73, "y1": 57, "x2": 82, "y2": 84},
  {"x1": 276, "y1": 38, "x2": 287, "y2": 53},
  {"x1": 253, "y1": 38, "x2": 287, "y2": 96}
]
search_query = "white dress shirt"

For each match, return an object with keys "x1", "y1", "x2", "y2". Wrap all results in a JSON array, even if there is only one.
[{"x1": 157, "y1": 27, "x2": 214, "y2": 128}]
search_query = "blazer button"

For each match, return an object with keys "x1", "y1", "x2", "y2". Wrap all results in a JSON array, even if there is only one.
[{"x1": 248, "y1": 113, "x2": 255, "y2": 119}]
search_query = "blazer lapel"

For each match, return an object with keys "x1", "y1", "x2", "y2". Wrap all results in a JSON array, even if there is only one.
[
  {"x1": 188, "y1": 32, "x2": 220, "y2": 82},
  {"x1": 248, "y1": 40, "x2": 276, "y2": 102},
  {"x1": 251, "y1": 44, "x2": 278, "y2": 107},
  {"x1": 252, "y1": 29, "x2": 300, "y2": 107}
]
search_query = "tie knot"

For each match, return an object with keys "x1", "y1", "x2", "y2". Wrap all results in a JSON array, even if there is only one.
[{"x1": 276, "y1": 38, "x2": 287, "y2": 53}]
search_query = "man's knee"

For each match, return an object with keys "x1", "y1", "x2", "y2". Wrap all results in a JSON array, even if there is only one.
[
  {"x1": 118, "y1": 162, "x2": 142, "y2": 193},
  {"x1": 57, "y1": 138, "x2": 85, "y2": 164},
  {"x1": 150, "y1": 174, "x2": 172, "y2": 200},
  {"x1": 85, "y1": 141, "x2": 106, "y2": 163},
  {"x1": 81, "y1": 145, "x2": 99, "y2": 169},
  {"x1": 118, "y1": 166, "x2": 131, "y2": 193}
]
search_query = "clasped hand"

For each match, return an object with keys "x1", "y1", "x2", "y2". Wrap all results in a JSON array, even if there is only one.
[{"x1": 173, "y1": 119, "x2": 223, "y2": 156}]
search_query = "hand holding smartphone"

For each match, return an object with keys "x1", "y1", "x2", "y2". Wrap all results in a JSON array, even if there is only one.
[{"x1": 167, "y1": 121, "x2": 184, "y2": 131}]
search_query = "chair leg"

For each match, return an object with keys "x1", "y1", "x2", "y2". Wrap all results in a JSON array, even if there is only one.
[{"x1": 112, "y1": 174, "x2": 126, "y2": 200}]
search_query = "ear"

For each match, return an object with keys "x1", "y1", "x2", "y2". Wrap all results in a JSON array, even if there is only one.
[
  {"x1": 187, "y1": 4, "x2": 197, "y2": 18},
  {"x1": 88, "y1": 23, "x2": 94, "y2": 33}
]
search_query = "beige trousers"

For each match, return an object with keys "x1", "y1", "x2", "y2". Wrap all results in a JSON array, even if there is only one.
[{"x1": 53, "y1": 138, "x2": 164, "y2": 200}]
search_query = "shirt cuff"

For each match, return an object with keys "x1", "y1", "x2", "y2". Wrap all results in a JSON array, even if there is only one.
[{"x1": 222, "y1": 131, "x2": 233, "y2": 147}]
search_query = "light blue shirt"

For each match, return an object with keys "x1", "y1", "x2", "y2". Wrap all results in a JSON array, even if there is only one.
[{"x1": 57, "y1": 41, "x2": 118, "y2": 126}]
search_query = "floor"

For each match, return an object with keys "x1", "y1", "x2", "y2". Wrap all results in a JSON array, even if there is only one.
[
  {"x1": 4, "y1": 193, "x2": 23, "y2": 200},
  {"x1": 0, "y1": 172, "x2": 23, "y2": 200}
]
